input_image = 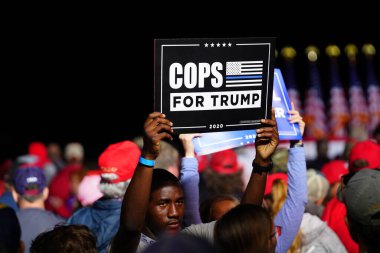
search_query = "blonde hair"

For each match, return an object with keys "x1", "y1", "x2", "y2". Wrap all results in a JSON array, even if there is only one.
[{"x1": 271, "y1": 179, "x2": 302, "y2": 253}]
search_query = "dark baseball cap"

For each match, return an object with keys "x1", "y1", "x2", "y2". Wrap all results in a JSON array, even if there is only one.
[
  {"x1": 12, "y1": 167, "x2": 47, "y2": 196},
  {"x1": 337, "y1": 169, "x2": 380, "y2": 226}
]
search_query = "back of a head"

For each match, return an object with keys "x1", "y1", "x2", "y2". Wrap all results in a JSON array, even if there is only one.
[
  {"x1": 271, "y1": 179, "x2": 287, "y2": 218},
  {"x1": 203, "y1": 149, "x2": 243, "y2": 196},
  {"x1": 30, "y1": 224, "x2": 97, "y2": 253},
  {"x1": 0, "y1": 204, "x2": 22, "y2": 253},
  {"x1": 272, "y1": 148, "x2": 288, "y2": 173},
  {"x1": 307, "y1": 169, "x2": 329, "y2": 203},
  {"x1": 338, "y1": 169, "x2": 380, "y2": 251},
  {"x1": 215, "y1": 204, "x2": 272, "y2": 253},
  {"x1": 141, "y1": 233, "x2": 218, "y2": 253},
  {"x1": 155, "y1": 141, "x2": 179, "y2": 170},
  {"x1": 348, "y1": 140, "x2": 380, "y2": 172},
  {"x1": 64, "y1": 142, "x2": 84, "y2": 163},
  {"x1": 200, "y1": 195, "x2": 239, "y2": 223},
  {"x1": 151, "y1": 169, "x2": 182, "y2": 194},
  {"x1": 12, "y1": 166, "x2": 47, "y2": 203},
  {"x1": 98, "y1": 140, "x2": 141, "y2": 198},
  {"x1": 209, "y1": 149, "x2": 239, "y2": 175},
  {"x1": 321, "y1": 160, "x2": 348, "y2": 185}
]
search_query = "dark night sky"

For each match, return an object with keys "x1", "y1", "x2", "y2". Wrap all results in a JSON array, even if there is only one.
[{"x1": 1, "y1": 8, "x2": 379, "y2": 162}]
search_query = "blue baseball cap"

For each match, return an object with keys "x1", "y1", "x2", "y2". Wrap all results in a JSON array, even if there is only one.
[{"x1": 13, "y1": 167, "x2": 46, "y2": 196}]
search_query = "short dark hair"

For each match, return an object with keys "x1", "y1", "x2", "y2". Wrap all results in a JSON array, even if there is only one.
[
  {"x1": 151, "y1": 168, "x2": 182, "y2": 195},
  {"x1": 30, "y1": 224, "x2": 97, "y2": 253},
  {"x1": 200, "y1": 194, "x2": 239, "y2": 223},
  {"x1": 214, "y1": 204, "x2": 272, "y2": 253}
]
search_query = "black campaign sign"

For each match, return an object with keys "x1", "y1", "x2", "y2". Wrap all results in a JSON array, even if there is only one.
[{"x1": 154, "y1": 37, "x2": 275, "y2": 133}]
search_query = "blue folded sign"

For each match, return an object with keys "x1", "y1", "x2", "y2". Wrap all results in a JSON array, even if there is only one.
[{"x1": 193, "y1": 68, "x2": 302, "y2": 155}]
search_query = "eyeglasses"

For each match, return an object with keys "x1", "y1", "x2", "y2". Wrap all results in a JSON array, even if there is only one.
[{"x1": 270, "y1": 225, "x2": 281, "y2": 240}]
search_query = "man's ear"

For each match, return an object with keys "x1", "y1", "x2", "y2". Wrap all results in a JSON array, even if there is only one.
[
  {"x1": 11, "y1": 187, "x2": 19, "y2": 203},
  {"x1": 42, "y1": 187, "x2": 49, "y2": 201}
]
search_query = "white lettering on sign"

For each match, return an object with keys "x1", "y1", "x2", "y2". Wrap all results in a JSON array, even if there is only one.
[
  {"x1": 170, "y1": 90, "x2": 261, "y2": 111},
  {"x1": 274, "y1": 107, "x2": 286, "y2": 118},
  {"x1": 169, "y1": 62, "x2": 223, "y2": 89}
]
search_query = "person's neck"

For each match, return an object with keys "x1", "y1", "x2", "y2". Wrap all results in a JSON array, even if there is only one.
[
  {"x1": 142, "y1": 226, "x2": 157, "y2": 240},
  {"x1": 18, "y1": 199, "x2": 45, "y2": 209}
]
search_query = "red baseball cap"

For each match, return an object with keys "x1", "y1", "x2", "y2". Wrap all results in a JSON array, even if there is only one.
[
  {"x1": 196, "y1": 154, "x2": 209, "y2": 173},
  {"x1": 265, "y1": 173, "x2": 288, "y2": 196},
  {"x1": 321, "y1": 160, "x2": 348, "y2": 184},
  {"x1": 209, "y1": 149, "x2": 239, "y2": 174},
  {"x1": 349, "y1": 140, "x2": 380, "y2": 172},
  {"x1": 98, "y1": 140, "x2": 141, "y2": 183}
]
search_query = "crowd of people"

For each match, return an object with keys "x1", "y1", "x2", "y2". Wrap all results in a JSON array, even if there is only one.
[{"x1": 0, "y1": 106, "x2": 380, "y2": 253}]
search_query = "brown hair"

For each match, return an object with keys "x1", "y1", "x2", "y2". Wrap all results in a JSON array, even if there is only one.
[
  {"x1": 200, "y1": 194, "x2": 240, "y2": 223},
  {"x1": 30, "y1": 224, "x2": 97, "y2": 253},
  {"x1": 214, "y1": 204, "x2": 272, "y2": 253},
  {"x1": 202, "y1": 169, "x2": 244, "y2": 195}
]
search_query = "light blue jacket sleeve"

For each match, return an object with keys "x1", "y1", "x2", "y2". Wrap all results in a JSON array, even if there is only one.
[
  {"x1": 180, "y1": 157, "x2": 202, "y2": 226},
  {"x1": 275, "y1": 147, "x2": 307, "y2": 253}
]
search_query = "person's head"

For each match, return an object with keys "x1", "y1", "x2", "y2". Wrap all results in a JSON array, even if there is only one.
[
  {"x1": 11, "y1": 166, "x2": 48, "y2": 205},
  {"x1": 203, "y1": 149, "x2": 243, "y2": 195},
  {"x1": 348, "y1": 140, "x2": 380, "y2": 172},
  {"x1": 28, "y1": 142, "x2": 49, "y2": 167},
  {"x1": 141, "y1": 233, "x2": 219, "y2": 253},
  {"x1": 155, "y1": 141, "x2": 180, "y2": 178},
  {"x1": 214, "y1": 204, "x2": 276, "y2": 253},
  {"x1": 321, "y1": 160, "x2": 348, "y2": 199},
  {"x1": 338, "y1": 169, "x2": 380, "y2": 252},
  {"x1": 262, "y1": 173, "x2": 288, "y2": 213},
  {"x1": 200, "y1": 195, "x2": 239, "y2": 223},
  {"x1": 64, "y1": 142, "x2": 84, "y2": 164},
  {"x1": 47, "y1": 143, "x2": 62, "y2": 161},
  {"x1": 266, "y1": 178, "x2": 302, "y2": 253},
  {"x1": 316, "y1": 138, "x2": 329, "y2": 157},
  {"x1": 145, "y1": 169, "x2": 184, "y2": 237},
  {"x1": 98, "y1": 140, "x2": 140, "y2": 199},
  {"x1": 271, "y1": 148, "x2": 288, "y2": 173},
  {"x1": 0, "y1": 204, "x2": 24, "y2": 253},
  {"x1": 306, "y1": 169, "x2": 329, "y2": 205},
  {"x1": 30, "y1": 224, "x2": 97, "y2": 253}
]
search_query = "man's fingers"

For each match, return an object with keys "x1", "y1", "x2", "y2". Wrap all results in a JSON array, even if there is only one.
[
  {"x1": 155, "y1": 132, "x2": 173, "y2": 142},
  {"x1": 291, "y1": 101, "x2": 296, "y2": 111},
  {"x1": 271, "y1": 108, "x2": 276, "y2": 121},
  {"x1": 144, "y1": 112, "x2": 166, "y2": 127}
]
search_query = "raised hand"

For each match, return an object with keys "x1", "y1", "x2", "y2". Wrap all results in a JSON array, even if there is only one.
[
  {"x1": 179, "y1": 133, "x2": 202, "y2": 158},
  {"x1": 255, "y1": 108, "x2": 279, "y2": 163},
  {"x1": 142, "y1": 112, "x2": 173, "y2": 160},
  {"x1": 288, "y1": 101, "x2": 305, "y2": 137}
]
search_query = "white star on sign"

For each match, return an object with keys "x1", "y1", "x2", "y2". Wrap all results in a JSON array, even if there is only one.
[
  {"x1": 217, "y1": 43, "x2": 220, "y2": 47},
  {"x1": 228, "y1": 43, "x2": 232, "y2": 47},
  {"x1": 211, "y1": 43, "x2": 214, "y2": 47},
  {"x1": 205, "y1": 43, "x2": 208, "y2": 47},
  {"x1": 222, "y1": 43, "x2": 226, "y2": 47}
]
